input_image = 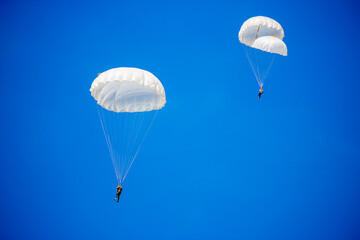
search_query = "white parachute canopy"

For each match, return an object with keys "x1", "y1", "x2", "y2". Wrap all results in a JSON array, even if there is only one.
[
  {"x1": 90, "y1": 67, "x2": 166, "y2": 112},
  {"x1": 239, "y1": 16, "x2": 284, "y2": 47},
  {"x1": 239, "y1": 16, "x2": 287, "y2": 87},
  {"x1": 252, "y1": 36, "x2": 287, "y2": 56},
  {"x1": 91, "y1": 67, "x2": 166, "y2": 184}
]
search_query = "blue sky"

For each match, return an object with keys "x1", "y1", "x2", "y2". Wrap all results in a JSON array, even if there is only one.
[{"x1": 1, "y1": 0, "x2": 360, "y2": 239}]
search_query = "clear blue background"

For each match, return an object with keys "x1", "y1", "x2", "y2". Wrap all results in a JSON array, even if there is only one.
[{"x1": 1, "y1": 0, "x2": 360, "y2": 239}]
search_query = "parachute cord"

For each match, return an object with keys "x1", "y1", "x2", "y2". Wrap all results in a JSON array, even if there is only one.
[
  {"x1": 111, "y1": 111, "x2": 121, "y2": 181},
  {"x1": 122, "y1": 112, "x2": 141, "y2": 181},
  {"x1": 114, "y1": 105, "x2": 121, "y2": 182},
  {"x1": 117, "y1": 114, "x2": 124, "y2": 182},
  {"x1": 244, "y1": 45, "x2": 276, "y2": 88},
  {"x1": 255, "y1": 50, "x2": 261, "y2": 86},
  {"x1": 111, "y1": 84, "x2": 121, "y2": 183},
  {"x1": 98, "y1": 106, "x2": 159, "y2": 185},
  {"x1": 118, "y1": 113, "x2": 134, "y2": 182},
  {"x1": 123, "y1": 112, "x2": 144, "y2": 180},
  {"x1": 245, "y1": 47, "x2": 261, "y2": 87},
  {"x1": 97, "y1": 106, "x2": 120, "y2": 181},
  {"x1": 122, "y1": 111, "x2": 158, "y2": 182},
  {"x1": 124, "y1": 111, "x2": 138, "y2": 172},
  {"x1": 116, "y1": 111, "x2": 142, "y2": 182},
  {"x1": 114, "y1": 108, "x2": 122, "y2": 183},
  {"x1": 116, "y1": 112, "x2": 123, "y2": 183},
  {"x1": 120, "y1": 111, "x2": 145, "y2": 182},
  {"x1": 245, "y1": 47, "x2": 259, "y2": 85},
  {"x1": 128, "y1": 113, "x2": 145, "y2": 160},
  {"x1": 263, "y1": 55, "x2": 275, "y2": 84},
  {"x1": 119, "y1": 111, "x2": 129, "y2": 182}
]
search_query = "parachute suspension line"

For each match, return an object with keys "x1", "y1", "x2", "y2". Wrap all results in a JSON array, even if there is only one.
[
  {"x1": 118, "y1": 112, "x2": 145, "y2": 183},
  {"x1": 119, "y1": 111, "x2": 129, "y2": 184},
  {"x1": 254, "y1": 50, "x2": 262, "y2": 86},
  {"x1": 254, "y1": 49, "x2": 263, "y2": 86},
  {"x1": 258, "y1": 50, "x2": 275, "y2": 87},
  {"x1": 262, "y1": 55, "x2": 275, "y2": 86},
  {"x1": 119, "y1": 113, "x2": 131, "y2": 183},
  {"x1": 119, "y1": 112, "x2": 146, "y2": 182},
  {"x1": 244, "y1": 45, "x2": 276, "y2": 88},
  {"x1": 245, "y1": 46, "x2": 261, "y2": 87},
  {"x1": 122, "y1": 112, "x2": 145, "y2": 181},
  {"x1": 115, "y1": 109, "x2": 127, "y2": 185},
  {"x1": 110, "y1": 106, "x2": 122, "y2": 184},
  {"x1": 97, "y1": 105, "x2": 120, "y2": 181},
  {"x1": 120, "y1": 113, "x2": 133, "y2": 182},
  {"x1": 121, "y1": 110, "x2": 158, "y2": 182},
  {"x1": 125, "y1": 111, "x2": 139, "y2": 168},
  {"x1": 97, "y1": 104, "x2": 160, "y2": 184},
  {"x1": 100, "y1": 109, "x2": 155, "y2": 185},
  {"x1": 112, "y1": 97, "x2": 121, "y2": 184}
]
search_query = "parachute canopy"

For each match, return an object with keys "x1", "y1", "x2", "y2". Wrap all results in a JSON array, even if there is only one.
[
  {"x1": 90, "y1": 67, "x2": 166, "y2": 113},
  {"x1": 238, "y1": 16, "x2": 284, "y2": 47},
  {"x1": 252, "y1": 36, "x2": 287, "y2": 56}
]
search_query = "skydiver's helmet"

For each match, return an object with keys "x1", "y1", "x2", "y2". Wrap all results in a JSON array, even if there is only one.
[{"x1": 117, "y1": 185, "x2": 121, "y2": 190}]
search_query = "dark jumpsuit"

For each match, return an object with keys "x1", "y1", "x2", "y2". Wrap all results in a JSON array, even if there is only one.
[{"x1": 115, "y1": 186, "x2": 123, "y2": 202}]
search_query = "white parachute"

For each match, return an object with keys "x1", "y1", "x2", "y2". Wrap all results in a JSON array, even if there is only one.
[
  {"x1": 91, "y1": 67, "x2": 166, "y2": 184},
  {"x1": 239, "y1": 16, "x2": 287, "y2": 88}
]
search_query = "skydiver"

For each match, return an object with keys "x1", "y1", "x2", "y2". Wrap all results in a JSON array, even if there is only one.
[
  {"x1": 258, "y1": 87, "x2": 264, "y2": 99},
  {"x1": 114, "y1": 185, "x2": 123, "y2": 202}
]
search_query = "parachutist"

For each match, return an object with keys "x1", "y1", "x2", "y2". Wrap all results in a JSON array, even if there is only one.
[
  {"x1": 258, "y1": 88, "x2": 264, "y2": 99},
  {"x1": 114, "y1": 185, "x2": 123, "y2": 202}
]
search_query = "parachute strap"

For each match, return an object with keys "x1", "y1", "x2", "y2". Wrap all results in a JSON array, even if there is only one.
[{"x1": 255, "y1": 25, "x2": 260, "y2": 39}]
